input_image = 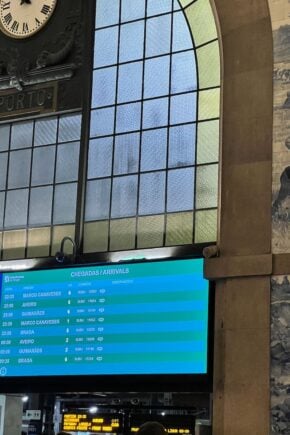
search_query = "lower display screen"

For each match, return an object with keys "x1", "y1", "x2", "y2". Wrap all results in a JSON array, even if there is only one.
[{"x1": 0, "y1": 258, "x2": 209, "y2": 378}]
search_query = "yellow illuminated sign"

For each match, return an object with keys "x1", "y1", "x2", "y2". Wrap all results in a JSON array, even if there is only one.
[
  {"x1": 63, "y1": 414, "x2": 122, "y2": 433},
  {"x1": 130, "y1": 426, "x2": 191, "y2": 434}
]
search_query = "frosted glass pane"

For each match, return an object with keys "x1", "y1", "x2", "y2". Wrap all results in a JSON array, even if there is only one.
[
  {"x1": 137, "y1": 215, "x2": 164, "y2": 248},
  {"x1": 11, "y1": 121, "x2": 33, "y2": 149},
  {"x1": 169, "y1": 124, "x2": 195, "y2": 168},
  {"x1": 146, "y1": 15, "x2": 171, "y2": 57},
  {"x1": 171, "y1": 51, "x2": 197, "y2": 93},
  {"x1": 121, "y1": 0, "x2": 145, "y2": 22},
  {"x1": 8, "y1": 149, "x2": 31, "y2": 189},
  {"x1": 2, "y1": 229, "x2": 26, "y2": 260},
  {"x1": 197, "y1": 120, "x2": 219, "y2": 164},
  {"x1": 31, "y1": 146, "x2": 55, "y2": 186},
  {"x1": 167, "y1": 168, "x2": 194, "y2": 212},
  {"x1": 34, "y1": 117, "x2": 57, "y2": 146},
  {"x1": 196, "y1": 164, "x2": 218, "y2": 209},
  {"x1": 0, "y1": 125, "x2": 10, "y2": 151},
  {"x1": 195, "y1": 209, "x2": 217, "y2": 243},
  {"x1": 144, "y1": 56, "x2": 170, "y2": 98},
  {"x1": 174, "y1": 0, "x2": 181, "y2": 10},
  {"x1": 166, "y1": 212, "x2": 193, "y2": 245},
  {"x1": 141, "y1": 128, "x2": 167, "y2": 171},
  {"x1": 58, "y1": 114, "x2": 82, "y2": 142},
  {"x1": 147, "y1": 0, "x2": 172, "y2": 16},
  {"x1": 29, "y1": 186, "x2": 53, "y2": 226},
  {"x1": 85, "y1": 179, "x2": 111, "y2": 221},
  {"x1": 186, "y1": 0, "x2": 217, "y2": 47},
  {"x1": 0, "y1": 153, "x2": 8, "y2": 190},
  {"x1": 172, "y1": 11, "x2": 193, "y2": 52},
  {"x1": 90, "y1": 107, "x2": 115, "y2": 137},
  {"x1": 198, "y1": 88, "x2": 220, "y2": 120},
  {"x1": 27, "y1": 227, "x2": 50, "y2": 258},
  {"x1": 139, "y1": 172, "x2": 166, "y2": 215},
  {"x1": 55, "y1": 142, "x2": 80, "y2": 183},
  {"x1": 53, "y1": 183, "x2": 77, "y2": 224},
  {"x1": 92, "y1": 67, "x2": 117, "y2": 108},
  {"x1": 111, "y1": 175, "x2": 138, "y2": 218},
  {"x1": 5, "y1": 189, "x2": 29, "y2": 228},
  {"x1": 83, "y1": 221, "x2": 109, "y2": 253},
  {"x1": 88, "y1": 137, "x2": 113, "y2": 179},
  {"x1": 95, "y1": 0, "x2": 119, "y2": 28},
  {"x1": 118, "y1": 62, "x2": 143, "y2": 103},
  {"x1": 110, "y1": 218, "x2": 136, "y2": 250},
  {"x1": 143, "y1": 97, "x2": 168, "y2": 129},
  {"x1": 114, "y1": 133, "x2": 139, "y2": 175},
  {"x1": 0, "y1": 192, "x2": 4, "y2": 228},
  {"x1": 197, "y1": 41, "x2": 220, "y2": 88},
  {"x1": 94, "y1": 27, "x2": 118, "y2": 68},
  {"x1": 170, "y1": 92, "x2": 197, "y2": 125},
  {"x1": 119, "y1": 21, "x2": 144, "y2": 63},
  {"x1": 116, "y1": 103, "x2": 141, "y2": 133}
]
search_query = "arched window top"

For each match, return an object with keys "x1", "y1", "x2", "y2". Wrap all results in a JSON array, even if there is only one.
[{"x1": 84, "y1": 0, "x2": 221, "y2": 254}]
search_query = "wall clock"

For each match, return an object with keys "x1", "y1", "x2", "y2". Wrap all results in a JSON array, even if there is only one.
[{"x1": 0, "y1": 0, "x2": 57, "y2": 39}]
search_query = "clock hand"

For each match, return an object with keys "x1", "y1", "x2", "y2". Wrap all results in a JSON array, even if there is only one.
[{"x1": 20, "y1": 0, "x2": 31, "y2": 4}]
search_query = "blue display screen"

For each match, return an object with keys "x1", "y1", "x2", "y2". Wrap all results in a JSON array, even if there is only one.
[{"x1": 0, "y1": 258, "x2": 209, "y2": 378}]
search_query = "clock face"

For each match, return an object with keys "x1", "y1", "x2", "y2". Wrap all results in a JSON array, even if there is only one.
[{"x1": 0, "y1": 0, "x2": 57, "y2": 39}]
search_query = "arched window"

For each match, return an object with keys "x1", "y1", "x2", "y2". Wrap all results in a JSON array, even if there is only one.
[{"x1": 83, "y1": 0, "x2": 220, "y2": 253}]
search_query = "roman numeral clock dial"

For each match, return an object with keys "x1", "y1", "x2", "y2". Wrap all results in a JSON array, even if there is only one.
[{"x1": 0, "y1": 0, "x2": 57, "y2": 39}]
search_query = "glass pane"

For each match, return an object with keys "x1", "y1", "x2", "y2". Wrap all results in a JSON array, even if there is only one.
[
  {"x1": 170, "y1": 92, "x2": 197, "y2": 125},
  {"x1": 119, "y1": 21, "x2": 144, "y2": 63},
  {"x1": 90, "y1": 107, "x2": 115, "y2": 137},
  {"x1": 83, "y1": 221, "x2": 109, "y2": 253},
  {"x1": 169, "y1": 124, "x2": 195, "y2": 168},
  {"x1": 55, "y1": 142, "x2": 80, "y2": 183},
  {"x1": 121, "y1": 0, "x2": 145, "y2": 22},
  {"x1": 27, "y1": 227, "x2": 50, "y2": 258},
  {"x1": 116, "y1": 102, "x2": 141, "y2": 133},
  {"x1": 53, "y1": 183, "x2": 77, "y2": 224},
  {"x1": 11, "y1": 121, "x2": 33, "y2": 149},
  {"x1": 146, "y1": 15, "x2": 171, "y2": 57},
  {"x1": 92, "y1": 67, "x2": 117, "y2": 108},
  {"x1": 174, "y1": 0, "x2": 181, "y2": 9},
  {"x1": 114, "y1": 133, "x2": 139, "y2": 175},
  {"x1": 172, "y1": 11, "x2": 193, "y2": 52},
  {"x1": 141, "y1": 128, "x2": 167, "y2": 171},
  {"x1": 88, "y1": 137, "x2": 113, "y2": 179},
  {"x1": 4, "y1": 189, "x2": 29, "y2": 228},
  {"x1": 139, "y1": 171, "x2": 166, "y2": 215},
  {"x1": 198, "y1": 88, "x2": 220, "y2": 120},
  {"x1": 144, "y1": 56, "x2": 170, "y2": 98},
  {"x1": 31, "y1": 146, "x2": 56, "y2": 186},
  {"x1": 142, "y1": 97, "x2": 168, "y2": 129},
  {"x1": 0, "y1": 125, "x2": 10, "y2": 151},
  {"x1": 110, "y1": 218, "x2": 136, "y2": 250},
  {"x1": 137, "y1": 215, "x2": 164, "y2": 248},
  {"x1": 197, "y1": 120, "x2": 219, "y2": 164},
  {"x1": 2, "y1": 230, "x2": 26, "y2": 260},
  {"x1": 118, "y1": 61, "x2": 143, "y2": 103},
  {"x1": 167, "y1": 168, "x2": 194, "y2": 212},
  {"x1": 197, "y1": 41, "x2": 220, "y2": 88},
  {"x1": 171, "y1": 51, "x2": 197, "y2": 93},
  {"x1": 195, "y1": 209, "x2": 217, "y2": 243},
  {"x1": 34, "y1": 117, "x2": 57, "y2": 146},
  {"x1": 0, "y1": 153, "x2": 8, "y2": 190},
  {"x1": 8, "y1": 149, "x2": 31, "y2": 189},
  {"x1": 95, "y1": 0, "x2": 119, "y2": 28},
  {"x1": 196, "y1": 164, "x2": 218, "y2": 209},
  {"x1": 58, "y1": 114, "x2": 82, "y2": 142},
  {"x1": 94, "y1": 27, "x2": 118, "y2": 68},
  {"x1": 166, "y1": 212, "x2": 193, "y2": 245},
  {"x1": 0, "y1": 192, "x2": 4, "y2": 228},
  {"x1": 111, "y1": 175, "x2": 138, "y2": 218},
  {"x1": 147, "y1": 0, "x2": 172, "y2": 16},
  {"x1": 85, "y1": 179, "x2": 111, "y2": 221},
  {"x1": 29, "y1": 186, "x2": 53, "y2": 226},
  {"x1": 186, "y1": 0, "x2": 217, "y2": 47}
]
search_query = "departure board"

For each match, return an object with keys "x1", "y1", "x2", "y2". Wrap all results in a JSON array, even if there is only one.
[
  {"x1": 62, "y1": 413, "x2": 122, "y2": 433},
  {"x1": 0, "y1": 258, "x2": 209, "y2": 377}
]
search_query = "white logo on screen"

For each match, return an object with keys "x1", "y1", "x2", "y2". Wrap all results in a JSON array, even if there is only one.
[
  {"x1": 0, "y1": 367, "x2": 7, "y2": 376},
  {"x1": 4, "y1": 276, "x2": 9, "y2": 283}
]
